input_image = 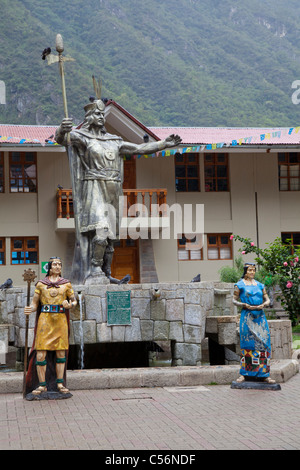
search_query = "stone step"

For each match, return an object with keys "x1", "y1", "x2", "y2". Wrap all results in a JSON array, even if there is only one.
[{"x1": 0, "y1": 359, "x2": 298, "y2": 394}]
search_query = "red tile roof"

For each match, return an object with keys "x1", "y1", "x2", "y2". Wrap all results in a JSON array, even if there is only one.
[
  {"x1": 1, "y1": 122, "x2": 300, "y2": 148},
  {"x1": 149, "y1": 127, "x2": 300, "y2": 146},
  {"x1": 0, "y1": 124, "x2": 57, "y2": 145}
]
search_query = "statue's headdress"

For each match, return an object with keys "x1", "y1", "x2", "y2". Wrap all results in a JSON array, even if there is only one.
[{"x1": 83, "y1": 99, "x2": 105, "y2": 114}]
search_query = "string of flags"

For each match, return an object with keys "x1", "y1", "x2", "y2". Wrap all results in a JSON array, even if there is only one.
[
  {"x1": 136, "y1": 126, "x2": 300, "y2": 159},
  {"x1": 0, "y1": 135, "x2": 59, "y2": 146},
  {"x1": 0, "y1": 126, "x2": 299, "y2": 158}
]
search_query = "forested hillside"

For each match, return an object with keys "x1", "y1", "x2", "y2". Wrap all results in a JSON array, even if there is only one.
[{"x1": 1, "y1": 0, "x2": 300, "y2": 127}]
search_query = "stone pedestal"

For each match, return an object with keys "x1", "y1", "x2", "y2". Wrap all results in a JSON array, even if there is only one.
[
  {"x1": 231, "y1": 380, "x2": 281, "y2": 391},
  {"x1": 68, "y1": 281, "x2": 214, "y2": 366},
  {"x1": 25, "y1": 390, "x2": 73, "y2": 401}
]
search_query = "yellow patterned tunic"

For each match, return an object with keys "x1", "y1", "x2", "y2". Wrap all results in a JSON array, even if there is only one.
[{"x1": 34, "y1": 282, "x2": 74, "y2": 351}]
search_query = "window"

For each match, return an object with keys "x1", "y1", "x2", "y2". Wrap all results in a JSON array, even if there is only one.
[
  {"x1": 0, "y1": 153, "x2": 4, "y2": 193},
  {"x1": 281, "y1": 232, "x2": 300, "y2": 255},
  {"x1": 11, "y1": 237, "x2": 38, "y2": 264},
  {"x1": 178, "y1": 234, "x2": 203, "y2": 260},
  {"x1": 9, "y1": 152, "x2": 37, "y2": 193},
  {"x1": 204, "y1": 153, "x2": 229, "y2": 191},
  {"x1": 278, "y1": 153, "x2": 300, "y2": 191},
  {"x1": 175, "y1": 153, "x2": 200, "y2": 192},
  {"x1": 207, "y1": 234, "x2": 232, "y2": 260},
  {"x1": 0, "y1": 238, "x2": 5, "y2": 265}
]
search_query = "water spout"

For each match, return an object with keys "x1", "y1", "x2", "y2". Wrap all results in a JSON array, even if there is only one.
[{"x1": 78, "y1": 293, "x2": 84, "y2": 369}]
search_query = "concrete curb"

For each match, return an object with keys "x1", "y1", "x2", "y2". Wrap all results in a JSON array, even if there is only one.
[{"x1": 0, "y1": 359, "x2": 298, "y2": 394}]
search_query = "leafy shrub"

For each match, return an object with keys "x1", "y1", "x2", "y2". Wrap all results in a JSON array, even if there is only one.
[{"x1": 219, "y1": 256, "x2": 244, "y2": 283}]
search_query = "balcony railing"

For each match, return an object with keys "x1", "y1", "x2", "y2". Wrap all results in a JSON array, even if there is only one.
[
  {"x1": 56, "y1": 189, "x2": 73, "y2": 219},
  {"x1": 123, "y1": 189, "x2": 167, "y2": 217},
  {"x1": 56, "y1": 188, "x2": 167, "y2": 219}
]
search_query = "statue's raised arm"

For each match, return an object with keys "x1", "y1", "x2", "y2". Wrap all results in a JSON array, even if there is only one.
[
  {"x1": 55, "y1": 117, "x2": 73, "y2": 145},
  {"x1": 119, "y1": 133, "x2": 182, "y2": 156}
]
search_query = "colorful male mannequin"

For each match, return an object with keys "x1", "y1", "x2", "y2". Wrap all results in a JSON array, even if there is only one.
[{"x1": 24, "y1": 257, "x2": 77, "y2": 396}]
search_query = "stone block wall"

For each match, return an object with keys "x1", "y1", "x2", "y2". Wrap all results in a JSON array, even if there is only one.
[
  {"x1": 212, "y1": 282, "x2": 237, "y2": 317},
  {"x1": 0, "y1": 281, "x2": 293, "y2": 367},
  {"x1": 269, "y1": 320, "x2": 293, "y2": 360},
  {"x1": 0, "y1": 282, "x2": 215, "y2": 366},
  {"x1": 205, "y1": 316, "x2": 293, "y2": 362}
]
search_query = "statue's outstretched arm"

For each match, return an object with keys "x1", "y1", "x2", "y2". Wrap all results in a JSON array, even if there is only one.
[{"x1": 120, "y1": 134, "x2": 182, "y2": 156}]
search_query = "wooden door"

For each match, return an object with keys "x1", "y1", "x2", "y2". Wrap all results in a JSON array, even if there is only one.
[
  {"x1": 123, "y1": 159, "x2": 136, "y2": 189},
  {"x1": 123, "y1": 158, "x2": 136, "y2": 208},
  {"x1": 110, "y1": 159, "x2": 139, "y2": 283},
  {"x1": 111, "y1": 238, "x2": 140, "y2": 284}
]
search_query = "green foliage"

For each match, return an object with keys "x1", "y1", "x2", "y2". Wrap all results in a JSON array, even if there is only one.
[
  {"x1": 219, "y1": 256, "x2": 244, "y2": 283},
  {"x1": 2, "y1": 0, "x2": 300, "y2": 126},
  {"x1": 232, "y1": 234, "x2": 300, "y2": 325}
]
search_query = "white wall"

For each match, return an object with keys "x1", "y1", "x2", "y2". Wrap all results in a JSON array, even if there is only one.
[
  {"x1": 136, "y1": 150, "x2": 300, "y2": 282},
  {"x1": 1, "y1": 146, "x2": 300, "y2": 286},
  {"x1": 0, "y1": 149, "x2": 71, "y2": 285}
]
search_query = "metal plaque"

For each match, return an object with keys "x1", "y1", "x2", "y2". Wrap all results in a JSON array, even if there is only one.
[{"x1": 107, "y1": 291, "x2": 131, "y2": 325}]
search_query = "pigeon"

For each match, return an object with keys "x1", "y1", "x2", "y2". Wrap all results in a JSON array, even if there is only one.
[
  {"x1": 42, "y1": 47, "x2": 51, "y2": 60},
  {"x1": 0, "y1": 278, "x2": 13, "y2": 290},
  {"x1": 119, "y1": 274, "x2": 131, "y2": 284},
  {"x1": 191, "y1": 274, "x2": 201, "y2": 282}
]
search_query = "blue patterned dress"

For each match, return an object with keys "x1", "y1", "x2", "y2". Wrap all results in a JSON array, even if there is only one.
[{"x1": 235, "y1": 280, "x2": 271, "y2": 378}]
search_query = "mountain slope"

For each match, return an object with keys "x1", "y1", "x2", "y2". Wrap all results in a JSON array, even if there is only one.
[{"x1": 1, "y1": 0, "x2": 300, "y2": 127}]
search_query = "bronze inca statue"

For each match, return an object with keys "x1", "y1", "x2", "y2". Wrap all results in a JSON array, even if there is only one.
[{"x1": 55, "y1": 99, "x2": 181, "y2": 285}]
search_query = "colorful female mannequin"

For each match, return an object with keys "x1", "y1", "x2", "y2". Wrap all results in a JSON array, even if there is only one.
[{"x1": 233, "y1": 263, "x2": 275, "y2": 384}]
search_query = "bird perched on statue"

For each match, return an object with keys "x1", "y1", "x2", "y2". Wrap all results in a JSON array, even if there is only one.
[
  {"x1": 0, "y1": 278, "x2": 13, "y2": 290},
  {"x1": 41, "y1": 47, "x2": 51, "y2": 60},
  {"x1": 191, "y1": 274, "x2": 201, "y2": 282}
]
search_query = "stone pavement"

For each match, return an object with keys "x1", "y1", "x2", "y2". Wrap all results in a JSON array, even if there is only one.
[{"x1": 0, "y1": 360, "x2": 300, "y2": 451}]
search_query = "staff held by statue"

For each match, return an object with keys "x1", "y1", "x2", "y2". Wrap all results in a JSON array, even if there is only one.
[{"x1": 22, "y1": 268, "x2": 36, "y2": 398}]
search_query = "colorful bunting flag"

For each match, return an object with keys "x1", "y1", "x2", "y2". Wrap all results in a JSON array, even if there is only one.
[{"x1": 0, "y1": 126, "x2": 299, "y2": 158}]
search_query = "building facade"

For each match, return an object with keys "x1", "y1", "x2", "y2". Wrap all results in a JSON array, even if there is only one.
[{"x1": 0, "y1": 102, "x2": 300, "y2": 286}]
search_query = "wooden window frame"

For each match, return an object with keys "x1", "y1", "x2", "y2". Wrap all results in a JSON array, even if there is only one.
[
  {"x1": 175, "y1": 153, "x2": 200, "y2": 192},
  {"x1": 0, "y1": 153, "x2": 4, "y2": 193},
  {"x1": 11, "y1": 237, "x2": 39, "y2": 265},
  {"x1": 278, "y1": 152, "x2": 300, "y2": 191},
  {"x1": 204, "y1": 153, "x2": 229, "y2": 192},
  {"x1": 177, "y1": 234, "x2": 203, "y2": 261},
  {"x1": 207, "y1": 233, "x2": 232, "y2": 260},
  {"x1": 281, "y1": 232, "x2": 300, "y2": 255},
  {"x1": 9, "y1": 152, "x2": 37, "y2": 193},
  {"x1": 0, "y1": 237, "x2": 5, "y2": 265}
]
